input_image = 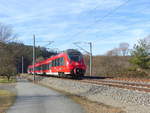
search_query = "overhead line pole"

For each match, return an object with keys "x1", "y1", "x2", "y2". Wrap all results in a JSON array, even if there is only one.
[
  {"x1": 89, "y1": 42, "x2": 92, "y2": 77},
  {"x1": 73, "y1": 42, "x2": 93, "y2": 76},
  {"x1": 22, "y1": 56, "x2": 24, "y2": 74},
  {"x1": 33, "y1": 35, "x2": 35, "y2": 81}
]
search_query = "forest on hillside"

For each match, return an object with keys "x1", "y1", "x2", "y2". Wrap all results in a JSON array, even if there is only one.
[{"x1": 0, "y1": 23, "x2": 56, "y2": 80}]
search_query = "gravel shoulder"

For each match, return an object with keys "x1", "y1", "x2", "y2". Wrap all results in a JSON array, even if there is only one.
[{"x1": 25, "y1": 75, "x2": 150, "y2": 113}]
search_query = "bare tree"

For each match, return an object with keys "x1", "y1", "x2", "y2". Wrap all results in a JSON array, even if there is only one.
[
  {"x1": 119, "y1": 42, "x2": 129, "y2": 56},
  {"x1": 36, "y1": 56, "x2": 45, "y2": 62},
  {"x1": 106, "y1": 48, "x2": 120, "y2": 56},
  {"x1": 144, "y1": 35, "x2": 150, "y2": 43},
  {"x1": 0, "y1": 22, "x2": 17, "y2": 80},
  {"x1": 144, "y1": 35, "x2": 150, "y2": 55},
  {"x1": 0, "y1": 23, "x2": 17, "y2": 43}
]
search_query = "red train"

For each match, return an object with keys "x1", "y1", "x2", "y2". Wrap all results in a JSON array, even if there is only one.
[{"x1": 27, "y1": 49, "x2": 86, "y2": 78}]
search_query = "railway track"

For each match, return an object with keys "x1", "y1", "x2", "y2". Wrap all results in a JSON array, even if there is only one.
[
  {"x1": 31, "y1": 75, "x2": 150, "y2": 93},
  {"x1": 80, "y1": 79, "x2": 150, "y2": 93}
]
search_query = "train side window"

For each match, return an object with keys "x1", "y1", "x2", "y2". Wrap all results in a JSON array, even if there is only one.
[
  {"x1": 58, "y1": 57, "x2": 63, "y2": 66},
  {"x1": 52, "y1": 59, "x2": 56, "y2": 67},
  {"x1": 47, "y1": 64, "x2": 49, "y2": 70},
  {"x1": 49, "y1": 62, "x2": 52, "y2": 68},
  {"x1": 52, "y1": 60, "x2": 54, "y2": 67},
  {"x1": 58, "y1": 58, "x2": 61, "y2": 66},
  {"x1": 44, "y1": 65, "x2": 46, "y2": 70},
  {"x1": 42, "y1": 65, "x2": 43, "y2": 70},
  {"x1": 55, "y1": 59, "x2": 57, "y2": 66},
  {"x1": 42, "y1": 64, "x2": 46, "y2": 70},
  {"x1": 62, "y1": 57, "x2": 64, "y2": 66},
  {"x1": 42, "y1": 65, "x2": 44, "y2": 70},
  {"x1": 60, "y1": 57, "x2": 62, "y2": 66},
  {"x1": 45, "y1": 64, "x2": 47, "y2": 70},
  {"x1": 58, "y1": 58, "x2": 59, "y2": 66},
  {"x1": 56, "y1": 58, "x2": 59, "y2": 66},
  {"x1": 57, "y1": 58, "x2": 59, "y2": 66},
  {"x1": 52, "y1": 60, "x2": 53, "y2": 67}
]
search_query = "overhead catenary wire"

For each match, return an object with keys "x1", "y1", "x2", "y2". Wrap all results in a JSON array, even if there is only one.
[{"x1": 69, "y1": 0, "x2": 132, "y2": 38}]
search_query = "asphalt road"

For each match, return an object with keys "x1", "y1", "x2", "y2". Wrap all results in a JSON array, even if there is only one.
[{"x1": 7, "y1": 79, "x2": 86, "y2": 113}]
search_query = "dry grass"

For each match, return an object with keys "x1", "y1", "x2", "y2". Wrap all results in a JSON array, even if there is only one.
[
  {"x1": 71, "y1": 96, "x2": 125, "y2": 113},
  {"x1": 0, "y1": 90, "x2": 16, "y2": 113},
  {"x1": 84, "y1": 55, "x2": 131, "y2": 77},
  {"x1": 84, "y1": 55, "x2": 149, "y2": 78}
]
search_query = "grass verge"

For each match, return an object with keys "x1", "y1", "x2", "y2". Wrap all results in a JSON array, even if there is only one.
[
  {"x1": 71, "y1": 96, "x2": 125, "y2": 113},
  {"x1": 0, "y1": 77, "x2": 16, "y2": 83},
  {"x1": 0, "y1": 90, "x2": 16, "y2": 113}
]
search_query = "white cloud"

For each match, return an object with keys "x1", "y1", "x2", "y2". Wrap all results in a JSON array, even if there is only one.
[
  {"x1": 0, "y1": 0, "x2": 150, "y2": 55},
  {"x1": 69, "y1": 0, "x2": 124, "y2": 14}
]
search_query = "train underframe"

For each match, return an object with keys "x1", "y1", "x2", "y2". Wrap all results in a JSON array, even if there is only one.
[{"x1": 30, "y1": 68, "x2": 85, "y2": 79}]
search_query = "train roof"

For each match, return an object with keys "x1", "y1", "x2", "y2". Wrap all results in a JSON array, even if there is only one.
[
  {"x1": 28, "y1": 49, "x2": 82, "y2": 68},
  {"x1": 65, "y1": 49, "x2": 81, "y2": 54}
]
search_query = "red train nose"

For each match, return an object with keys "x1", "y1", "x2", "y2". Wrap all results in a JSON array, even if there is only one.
[{"x1": 73, "y1": 68, "x2": 85, "y2": 75}]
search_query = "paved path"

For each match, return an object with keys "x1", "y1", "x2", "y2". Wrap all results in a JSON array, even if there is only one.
[{"x1": 7, "y1": 79, "x2": 85, "y2": 113}]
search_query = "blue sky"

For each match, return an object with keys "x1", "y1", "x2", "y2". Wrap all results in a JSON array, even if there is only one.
[{"x1": 0, "y1": 0, "x2": 150, "y2": 55}]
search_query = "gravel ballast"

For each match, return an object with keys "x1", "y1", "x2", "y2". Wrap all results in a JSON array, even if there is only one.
[{"x1": 27, "y1": 75, "x2": 150, "y2": 113}]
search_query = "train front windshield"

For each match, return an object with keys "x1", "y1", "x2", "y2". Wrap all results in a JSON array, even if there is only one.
[
  {"x1": 69, "y1": 54, "x2": 82, "y2": 62},
  {"x1": 67, "y1": 49, "x2": 83, "y2": 62}
]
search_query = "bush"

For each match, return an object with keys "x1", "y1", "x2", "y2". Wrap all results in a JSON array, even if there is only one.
[{"x1": 130, "y1": 39, "x2": 150, "y2": 69}]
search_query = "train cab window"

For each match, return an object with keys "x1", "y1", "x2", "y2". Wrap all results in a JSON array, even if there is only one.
[{"x1": 68, "y1": 54, "x2": 82, "y2": 62}]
